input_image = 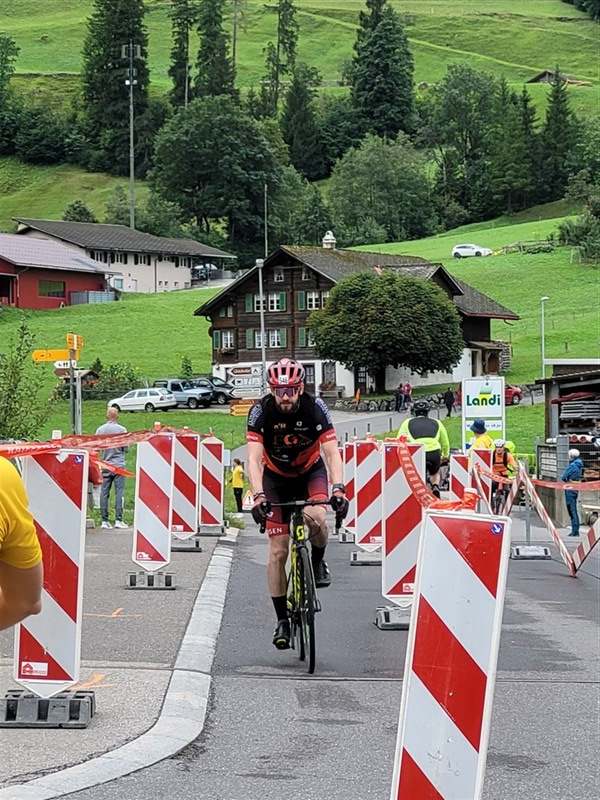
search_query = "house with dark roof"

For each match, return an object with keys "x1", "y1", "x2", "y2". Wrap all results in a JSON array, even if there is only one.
[
  {"x1": 193, "y1": 233, "x2": 519, "y2": 397},
  {"x1": 0, "y1": 234, "x2": 116, "y2": 310},
  {"x1": 14, "y1": 218, "x2": 235, "y2": 294}
]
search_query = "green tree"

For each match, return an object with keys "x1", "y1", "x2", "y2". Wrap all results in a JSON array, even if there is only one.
[
  {"x1": 63, "y1": 200, "x2": 98, "y2": 223},
  {"x1": 309, "y1": 272, "x2": 464, "y2": 393},
  {"x1": 519, "y1": 86, "x2": 542, "y2": 205},
  {"x1": 540, "y1": 67, "x2": 576, "y2": 201},
  {"x1": 195, "y1": 0, "x2": 236, "y2": 98},
  {"x1": 0, "y1": 34, "x2": 19, "y2": 108},
  {"x1": 259, "y1": 0, "x2": 299, "y2": 116},
  {"x1": 0, "y1": 320, "x2": 53, "y2": 439},
  {"x1": 350, "y1": 3, "x2": 414, "y2": 137},
  {"x1": 168, "y1": 0, "x2": 199, "y2": 107},
  {"x1": 14, "y1": 107, "x2": 66, "y2": 165},
  {"x1": 104, "y1": 185, "x2": 186, "y2": 237},
  {"x1": 269, "y1": 165, "x2": 332, "y2": 247},
  {"x1": 81, "y1": 0, "x2": 149, "y2": 173},
  {"x1": 318, "y1": 94, "x2": 362, "y2": 173},
  {"x1": 280, "y1": 64, "x2": 325, "y2": 180},
  {"x1": 560, "y1": 0, "x2": 600, "y2": 20},
  {"x1": 150, "y1": 95, "x2": 280, "y2": 257},
  {"x1": 328, "y1": 133, "x2": 436, "y2": 244},
  {"x1": 228, "y1": 0, "x2": 251, "y2": 69}
]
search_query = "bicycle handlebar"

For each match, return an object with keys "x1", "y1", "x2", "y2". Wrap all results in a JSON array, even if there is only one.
[{"x1": 257, "y1": 498, "x2": 345, "y2": 534}]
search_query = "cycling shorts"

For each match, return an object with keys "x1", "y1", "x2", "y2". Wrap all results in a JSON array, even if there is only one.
[
  {"x1": 263, "y1": 459, "x2": 329, "y2": 538},
  {"x1": 425, "y1": 450, "x2": 441, "y2": 476}
]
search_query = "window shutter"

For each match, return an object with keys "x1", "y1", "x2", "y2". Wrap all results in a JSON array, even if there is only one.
[
  {"x1": 213, "y1": 330, "x2": 221, "y2": 349},
  {"x1": 246, "y1": 329, "x2": 254, "y2": 349},
  {"x1": 296, "y1": 291, "x2": 305, "y2": 311},
  {"x1": 245, "y1": 293, "x2": 253, "y2": 312},
  {"x1": 280, "y1": 328, "x2": 287, "y2": 348},
  {"x1": 298, "y1": 327, "x2": 306, "y2": 347},
  {"x1": 279, "y1": 291, "x2": 286, "y2": 311}
]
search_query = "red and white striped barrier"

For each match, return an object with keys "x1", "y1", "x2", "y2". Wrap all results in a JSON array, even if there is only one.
[
  {"x1": 15, "y1": 450, "x2": 88, "y2": 698},
  {"x1": 472, "y1": 466, "x2": 493, "y2": 516},
  {"x1": 343, "y1": 442, "x2": 356, "y2": 532},
  {"x1": 199, "y1": 436, "x2": 224, "y2": 529},
  {"x1": 449, "y1": 453, "x2": 469, "y2": 502},
  {"x1": 171, "y1": 432, "x2": 200, "y2": 539},
  {"x1": 522, "y1": 471, "x2": 575, "y2": 576},
  {"x1": 132, "y1": 434, "x2": 174, "y2": 571},
  {"x1": 354, "y1": 440, "x2": 382, "y2": 552},
  {"x1": 573, "y1": 518, "x2": 600, "y2": 571},
  {"x1": 471, "y1": 449, "x2": 493, "y2": 508},
  {"x1": 391, "y1": 510, "x2": 511, "y2": 800},
  {"x1": 382, "y1": 442, "x2": 425, "y2": 604}
]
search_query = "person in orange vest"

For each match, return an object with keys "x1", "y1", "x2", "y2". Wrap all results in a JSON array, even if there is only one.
[{"x1": 491, "y1": 439, "x2": 516, "y2": 512}]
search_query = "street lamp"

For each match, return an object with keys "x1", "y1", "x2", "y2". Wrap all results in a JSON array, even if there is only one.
[
  {"x1": 256, "y1": 258, "x2": 267, "y2": 394},
  {"x1": 122, "y1": 41, "x2": 141, "y2": 230},
  {"x1": 540, "y1": 296, "x2": 549, "y2": 379}
]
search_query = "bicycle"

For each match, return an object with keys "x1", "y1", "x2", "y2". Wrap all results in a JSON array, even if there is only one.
[
  {"x1": 492, "y1": 482, "x2": 509, "y2": 515},
  {"x1": 261, "y1": 499, "x2": 340, "y2": 674}
]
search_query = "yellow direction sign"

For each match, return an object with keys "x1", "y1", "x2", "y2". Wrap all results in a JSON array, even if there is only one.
[
  {"x1": 66, "y1": 333, "x2": 84, "y2": 351},
  {"x1": 32, "y1": 349, "x2": 79, "y2": 363}
]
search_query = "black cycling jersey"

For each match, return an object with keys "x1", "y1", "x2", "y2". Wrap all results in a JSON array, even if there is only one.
[{"x1": 246, "y1": 393, "x2": 336, "y2": 476}]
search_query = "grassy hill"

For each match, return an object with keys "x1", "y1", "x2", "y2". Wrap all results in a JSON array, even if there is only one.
[
  {"x1": 360, "y1": 209, "x2": 599, "y2": 385},
  {"x1": 0, "y1": 157, "x2": 149, "y2": 232},
  {"x1": 3, "y1": 0, "x2": 598, "y2": 116}
]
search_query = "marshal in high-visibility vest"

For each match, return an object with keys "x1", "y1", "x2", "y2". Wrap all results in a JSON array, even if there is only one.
[{"x1": 397, "y1": 400, "x2": 449, "y2": 497}]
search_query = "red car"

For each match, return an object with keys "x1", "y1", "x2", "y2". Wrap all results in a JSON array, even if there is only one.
[{"x1": 505, "y1": 385, "x2": 523, "y2": 405}]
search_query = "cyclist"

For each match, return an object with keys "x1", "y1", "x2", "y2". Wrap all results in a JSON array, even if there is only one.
[
  {"x1": 491, "y1": 439, "x2": 516, "y2": 512},
  {"x1": 0, "y1": 457, "x2": 43, "y2": 631},
  {"x1": 247, "y1": 358, "x2": 348, "y2": 650},
  {"x1": 397, "y1": 399, "x2": 449, "y2": 497}
]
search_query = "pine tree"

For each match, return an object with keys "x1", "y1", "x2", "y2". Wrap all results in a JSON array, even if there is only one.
[
  {"x1": 259, "y1": 0, "x2": 299, "y2": 117},
  {"x1": 229, "y1": 0, "x2": 250, "y2": 69},
  {"x1": 519, "y1": 87, "x2": 542, "y2": 205},
  {"x1": 195, "y1": 0, "x2": 237, "y2": 98},
  {"x1": 351, "y1": 5, "x2": 414, "y2": 137},
  {"x1": 355, "y1": 0, "x2": 387, "y2": 49},
  {"x1": 81, "y1": 0, "x2": 149, "y2": 172},
  {"x1": 280, "y1": 64, "x2": 325, "y2": 180},
  {"x1": 168, "y1": 0, "x2": 198, "y2": 107},
  {"x1": 540, "y1": 67, "x2": 575, "y2": 201}
]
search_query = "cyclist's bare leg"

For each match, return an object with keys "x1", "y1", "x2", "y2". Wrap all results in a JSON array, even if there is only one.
[
  {"x1": 303, "y1": 505, "x2": 328, "y2": 548},
  {"x1": 429, "y1": 469, "x2": 441, "y2": 488},
  {"x1": 267, "y1": 534, "x2": 289, "y2": 597}
]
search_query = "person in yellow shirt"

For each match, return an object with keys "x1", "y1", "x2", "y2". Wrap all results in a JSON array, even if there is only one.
[
  {"x1": 0, "y1": 457, "x2": 43, "y2": 631},
  {"x1": 230, "y1": 458, "x2": 245, "y2": 513},
  {"x1": 468, "y1": 418, "x2": 495, "y2": 452}
]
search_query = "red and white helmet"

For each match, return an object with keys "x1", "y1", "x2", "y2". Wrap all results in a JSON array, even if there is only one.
[{"x1": 267, "y1": 358, "x2": 305, "y2": 388}]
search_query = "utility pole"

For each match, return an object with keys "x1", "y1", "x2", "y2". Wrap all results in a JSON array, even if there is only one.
[
  {"x1": 122, "y1": 41, "x2": 141, "y2": 230},
  {"x1": 256, "y1": 258, "x2": 267, "y2": 394},
  {"x1": 264, "y1": 182, "x2": 269, "y2": 258}
]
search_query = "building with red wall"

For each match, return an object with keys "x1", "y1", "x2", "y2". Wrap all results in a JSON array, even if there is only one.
[{"x1": 0, "y1": 234, "x2": 114, "y2": 310}]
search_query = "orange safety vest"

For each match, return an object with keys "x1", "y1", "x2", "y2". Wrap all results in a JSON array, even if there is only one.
[{"x1": 493, "y1": 449, "x2": 509, "y2": 477}]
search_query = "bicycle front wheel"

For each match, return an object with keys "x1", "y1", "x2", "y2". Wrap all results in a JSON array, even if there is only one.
[{"x1": 299, "y1": 547, "x2": 316, "y2": 674}]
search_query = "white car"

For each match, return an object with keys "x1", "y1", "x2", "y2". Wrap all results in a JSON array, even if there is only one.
[
  {"x1": 452, "y1": 243, "x2": 493, "y2": 258},
  {"x1": 108, "y1": 388, "x2": 178, "y2": 413}
]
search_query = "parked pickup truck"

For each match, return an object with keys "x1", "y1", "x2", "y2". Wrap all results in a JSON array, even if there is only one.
[{"x1": 153, "y1": 379, "x2": 212, "y2": 409}]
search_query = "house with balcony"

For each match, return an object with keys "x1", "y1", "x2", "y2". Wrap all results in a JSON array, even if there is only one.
[
  {"x1": 193, "y1": 233, "x2": 519, "y2": 397},
  {"x1": 14, "y1": 217, "x2": 235, "y2": 294}
]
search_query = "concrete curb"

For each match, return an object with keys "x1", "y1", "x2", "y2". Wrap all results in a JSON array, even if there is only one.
[{"x1": 0, "y1": 530, "x2": 239, "y2": 800}]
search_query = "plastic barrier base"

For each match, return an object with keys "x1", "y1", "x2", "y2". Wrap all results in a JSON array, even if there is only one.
[
  {"x1": 510, "y1": 545, "x2": 552, "y2": 560},
  {"x1": 198, "y1": 525, "x2": 225, "y2": 537},
  {"x1": 0, "y1": 690, "x2": 95, "y2": 728},
  {"x1": 338, "y1": 530, "x2": 355, "y2": 543},
  {"x1": 350, "y1": 550, "x2": 382, "y2": 566},
  {"x1": 126, "y1": 570, "x2": 176, "y2": 589},
  {"x1": 375, "y1": 606, "x2": 411, "y2": 631},
  {"x1": 171, "y1": 536, "x2": 203, "y2": 552}
]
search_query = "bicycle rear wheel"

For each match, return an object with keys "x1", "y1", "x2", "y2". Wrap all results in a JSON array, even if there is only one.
[{"x1": 299, "y1": 547, "x2": 316, "y2": 674}]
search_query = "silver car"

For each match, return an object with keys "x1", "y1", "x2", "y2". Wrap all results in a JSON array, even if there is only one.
[
  {"x1": 452, "y1": 243, "x2": 493, "y2": 258},
  {"x1": 108, "y1": 388, "x2": 178, "y2": 413}
]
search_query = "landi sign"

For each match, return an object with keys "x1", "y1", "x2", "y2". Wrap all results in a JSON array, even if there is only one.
[{"x1": 462, "y1": 376, "x2": 506, "y2": 449}]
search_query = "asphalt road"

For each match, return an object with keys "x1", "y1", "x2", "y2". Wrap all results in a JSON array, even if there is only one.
[{"x1": 66, "y1": 516, "x2": 600, "y2": 800}]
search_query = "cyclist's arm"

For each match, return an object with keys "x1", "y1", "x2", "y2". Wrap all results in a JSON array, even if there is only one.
[
  {"x1": 438, "y1": 421, "x2": 450, "y2": 459},
  {"x1": 0, "y1": 561, "x2": 43, "y2": 632},
  {"x1": 321, "y1": 439, "x2": 343, "y2": 487},
  {"x1": 246, "y1": 440, "x2": 265, "y2": 497}
]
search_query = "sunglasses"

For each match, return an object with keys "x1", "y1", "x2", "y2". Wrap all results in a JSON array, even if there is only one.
[{"x1": 273, "y1": 386, "x2": 301, "y2": 398}]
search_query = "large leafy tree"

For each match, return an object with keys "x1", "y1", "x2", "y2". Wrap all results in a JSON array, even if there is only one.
[
  {"x1": 168, "y1": 0, "x2": 199, "y2": 107},
  {"x1": 280, "y1": 64, "x2": 325, "y2": 180},
  {"x1": 81, "y1": 0, "x2": 149, "y2": 173},
  {"x1": 259, "y1": 0, "x2": 299, "y2": 116},
  {"x1": 150, "y1": 95, "x2": 280, "y2": 256},
  {"x1": 269, "y1": 166, "x2": 332, "y2": 247},
  {"x1": 540, "y1": 67, "x2": 576, "y2": 201},
  {"x1": 328, "y1": 133, "x2": 436, "y2": 244},
  {"x1": 309, "y1": 272, "x2": 464, "y2": 392},
  {"x1": 350, "y1": 1, "x2": 414, "y2": 137},
  {"x1": 195, "y1": 0, "x2": 237, "y2": 98},
  {"x1": 0, "y1": 34, "x2": 19, "y2": 109}
]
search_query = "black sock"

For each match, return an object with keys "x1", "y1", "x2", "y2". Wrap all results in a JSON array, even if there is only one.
[
  {"x1": 311, "y1": 544, "x2": 326, "y2": 569},
  {"x1": 272, "y1": 595, "x2": 288, "y2": 622}
]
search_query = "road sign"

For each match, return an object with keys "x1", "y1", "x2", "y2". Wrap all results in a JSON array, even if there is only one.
[
  {"x1": 32, "y1": 349, "x2": 74, "y2": 363},
  {"x1": 66, "y1": 333, "x2": 84, "y2": 351},
  {"x1": 54, "y1": 360, "x2": 78, "y2": 369}
]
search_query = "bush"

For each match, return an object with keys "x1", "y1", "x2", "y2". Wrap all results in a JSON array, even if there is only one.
[
  {"x1": 14, "y1": 106, "x2": 66, "y2": 164},
  {"x1": 0, "y1": 95, "x2": 22, "y2": 155}
]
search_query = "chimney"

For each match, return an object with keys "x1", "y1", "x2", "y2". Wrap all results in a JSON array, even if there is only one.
[{"x1": 322, "y1": 230, "x2": 336, "y2": 250}]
